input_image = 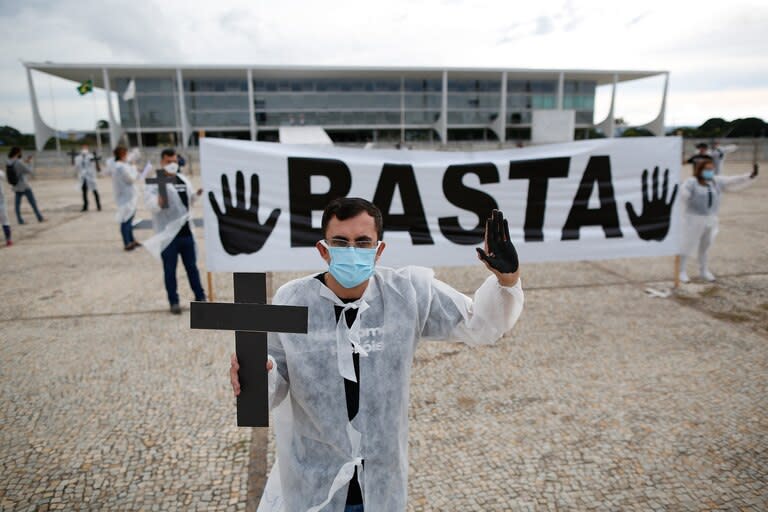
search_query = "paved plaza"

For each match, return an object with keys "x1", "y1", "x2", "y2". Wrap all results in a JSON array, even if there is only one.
[{"x1": 1, "y1": 163, "x2": 766, "y2": 511}]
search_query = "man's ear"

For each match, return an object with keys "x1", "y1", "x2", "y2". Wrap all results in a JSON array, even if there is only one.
[
  {"x1": 316, "y1": 240, "x2": 331, "y2": 264},
  {"x1": 375, "y1": 241, "x2": 386, "y2": 263}
]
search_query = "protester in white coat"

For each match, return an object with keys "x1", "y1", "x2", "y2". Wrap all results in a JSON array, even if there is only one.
[
  {"x1": 679, "y1": 160, "x2": 759, "y2": 282},
  {"x1": 143, "y1": 148, "x2": 206, "y2": 314},
  {"x1": 74, "y1": 144, "x2": 101, "y2": 212},
  {"x1": 230, "y1": 199, "x2": 524, "y2": 512},
  {"x1": 111, "y1": 146, "x2": 140, "y2": 251}
]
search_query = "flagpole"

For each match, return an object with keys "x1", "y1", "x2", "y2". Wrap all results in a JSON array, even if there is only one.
[{"x1": 90, "y1": 75, "x2": 102, "y2": 154}]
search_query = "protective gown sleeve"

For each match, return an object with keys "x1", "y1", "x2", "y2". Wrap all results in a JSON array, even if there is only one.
[
  {"x1": 716, "y1": 174, "x2": 754, "y2": 192},
  {"x1": 413, "y1": 266, "x2": 523, "y2": 346}
]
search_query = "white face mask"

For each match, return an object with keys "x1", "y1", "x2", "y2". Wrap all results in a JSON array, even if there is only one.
[
  {"x1": 81, "y1": 148, "x2": 89, "y2": 154},
  {"x1": 163, "y1": 162, "x2": 179, "y2": 174}
]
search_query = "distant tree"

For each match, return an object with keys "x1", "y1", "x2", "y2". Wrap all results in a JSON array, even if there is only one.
[
  {"x1": 0, "y1": 125, "x2": 36, "y2": 149},
  {"x1": 724, "y1": 117, "x2": 767, "y2": 138},
  {"x1": 97, "y1": 119, "x2": 109, "y2": 130},
  {"x1": 698, "y1": 117, "x2": 730, "y2": 137},
  {"x1": 621, "y1": 127, "x2": 655, "y2": 137},
  {"x1": 587, "y1": 128, "x2": 606, "y2": 139}
]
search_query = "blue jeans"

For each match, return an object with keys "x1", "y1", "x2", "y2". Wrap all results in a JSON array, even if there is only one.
[
  {"x1": 15, "y1": 189, "x2": 43, "y2": 223},
  {"x1": 120, "y1": 215, "x2": 136, "y2": 247},
  {"x1": 160, "y1": 234, "x2": 205, "y2": 306},
  {"x1": 344, "y1": 505, "x2": 364, "y2": 512}
]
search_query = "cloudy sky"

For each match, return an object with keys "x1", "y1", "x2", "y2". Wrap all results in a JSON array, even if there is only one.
[{"x1": 2, "y1": 0, "x2": 767, "y2": 132}]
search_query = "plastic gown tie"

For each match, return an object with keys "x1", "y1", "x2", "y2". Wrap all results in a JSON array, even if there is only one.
[{"x1": 319, "y1": 285, "x2": 370, "y2": 382}]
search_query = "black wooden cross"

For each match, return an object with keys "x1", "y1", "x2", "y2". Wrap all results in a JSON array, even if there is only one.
[
  {"x1": 91, "y1": 153, "x2": 102, "y2": 173},
  {"x1": 67, "y1": 150, "x2": 79, "y2": 165},
  {"x1": 145, "y1": 169, "x2": 173, "y2": 209},
  {"x1": 190, "y1": 273, "x2": 308, "y2": 427}
]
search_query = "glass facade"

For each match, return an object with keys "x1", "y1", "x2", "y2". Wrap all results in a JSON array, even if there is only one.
[{"x1": 115, "y1": 72, "x2": 598, "y2": 139}]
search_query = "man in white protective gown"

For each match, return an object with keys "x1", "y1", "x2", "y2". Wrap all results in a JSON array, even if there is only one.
[
  {"x1": 74, "y1": 144, "x2": 101, "y2": 212},
  {"x1": 230, "y1": 198, "x2": 524, "y2": 512},
  {"x1": 143, "y1": 148, "x2": 206, "y2": 314},
  {"x1": 679, "y1": 159, "x2": 759, "y2": 283}
]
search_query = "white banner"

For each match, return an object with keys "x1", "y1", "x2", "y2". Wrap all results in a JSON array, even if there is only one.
[{"x1": 200, "y1": 137, "x2": 682, "y2": 272}]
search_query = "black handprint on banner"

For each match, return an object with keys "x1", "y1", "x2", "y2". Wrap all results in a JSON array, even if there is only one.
[
  {"x1": 209, "y1": 171, "x2": 280, "y2": 255},
  {"x1": 625, "y1": 167, "x2": 678, "y2": 242}
]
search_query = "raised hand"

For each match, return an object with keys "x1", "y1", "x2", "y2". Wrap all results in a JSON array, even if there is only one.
[
  {"x1": 476, "y1": 209, "x2": 519, "y2": 285},
  {"x1": 625, "y1": 167, "x2": 678, "y2": 242},
  {"x1": 209, "y1": 171, "x2": 281, "y2": 255}
]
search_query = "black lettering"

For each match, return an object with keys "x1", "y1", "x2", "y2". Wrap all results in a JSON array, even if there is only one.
[
  {"x1": 561, "y1": 156, "x2": 623, "y2": 240},
  {"x1": 372, "y1": 164, "x2": 434, "y2": 244},
  {"x1": 288, "y1": 157, "x2": 351, "y2": 247},
  {"x1": 438, "y1": 163, "x2": 499, "y2": 245},
  {"x1": 508, "y1": 157, "x2": 570, "y2": 242}
]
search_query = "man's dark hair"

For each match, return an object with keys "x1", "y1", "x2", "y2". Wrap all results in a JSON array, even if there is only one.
[
  {"x1": 160, "y1": 148, "x2": 176, "y2": 159},
  {"x1": 696, "y1": 143, "x2": 708, "y2": 149},
  {"x1": 114, "y1": 146, "x2": 127, "y2": 160},
  {"x1": 322, "y1": 197, "x2": 383, "y2": 240},
  {"x1": 8, "y1": 146, "x2": 21, "y2": 159}
]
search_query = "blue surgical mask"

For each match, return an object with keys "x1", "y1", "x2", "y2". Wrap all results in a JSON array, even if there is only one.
[
  {"x1": 322, "y1": 242, "x2": 379, "y2": 288},
  {"x1": 701, "y1": 170, "x2": 714, "y2": 180}
]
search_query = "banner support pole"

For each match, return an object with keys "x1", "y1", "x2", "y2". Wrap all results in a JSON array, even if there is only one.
[
  {"x1": 207, "y1": 272, "x2": 214, "y2": 302},
  {"x1": 673, "y1": 255, "x2": 681, "y2": 290}
]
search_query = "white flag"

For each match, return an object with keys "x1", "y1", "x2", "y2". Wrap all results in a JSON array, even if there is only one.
[{"x1": 122, "y1": 79, "x2": 136, "y2": 101}]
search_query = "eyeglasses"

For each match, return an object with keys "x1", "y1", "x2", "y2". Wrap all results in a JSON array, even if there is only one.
[{"x1": 324, "y1": 238, "x2": 379, "y2": 249}]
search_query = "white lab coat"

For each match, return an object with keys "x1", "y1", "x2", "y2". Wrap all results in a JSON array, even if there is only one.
[
  {"x1": 74, "y1": 152, "x2": 99, "y2": 191},
  {"x1": 142, "y1": 172, "x2": 196, "y2": 259},
  {"x1": 680, "y1": 174, "x2": 754, "y2": 256},
  {"x1": 111, "y1": 161, "x2": 139, "y2": 223},
  {"x1": 258, "y1": 266, "x2": 524, "y2": 512}
]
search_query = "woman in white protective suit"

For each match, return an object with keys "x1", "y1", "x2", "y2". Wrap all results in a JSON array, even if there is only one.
[
  {"x1": 230, "y1": 198, "x2": 524, "y2": 512},
  {"x1": 679, "y1": 159, "x2": 759, "y2": 283},
  {"x1": 110, "y1": 146, "x2": 140, "y2": 251},
  {"x1": 74, "y1": 144, "x2": 101, "y2": 212}
]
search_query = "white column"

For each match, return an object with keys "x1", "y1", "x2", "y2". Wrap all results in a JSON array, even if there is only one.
[
  {"x1": 247, "y1": 68, "x2": 257, "y2": 141},
  {"x1": 556, "y1": 71, "x2": 564, "y2": 110},
  {"x1": 25, "y1": 66, "x2": 56, "y2": 152},
  {"x1": 489, "y1": 71, "x2": 507, "y2": 143},
  {"x1": 176, "y1": 68, "x2": 190, "y2": 148},
  {"x1": 440, "y1": 70, "x2": 448, "y2": 144},
  {"x1": 400, "y1": 75, "x2": 405, "y2": 145},
  {"x1": 101, "y1": 68, "x2": 123, "y2": 150}
]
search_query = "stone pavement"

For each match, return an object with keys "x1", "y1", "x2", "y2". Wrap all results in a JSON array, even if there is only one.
[{"x1": 0, "y1": 163, "x2": 766, "y2": 511}]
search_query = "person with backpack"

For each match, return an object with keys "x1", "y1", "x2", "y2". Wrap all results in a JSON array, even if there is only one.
[
  {"x1": 0, "y1": 165, "x2": 11, "y2": 246},
  {"x1": 7, "y1": 147, "x2": 44, "y2": 224}
]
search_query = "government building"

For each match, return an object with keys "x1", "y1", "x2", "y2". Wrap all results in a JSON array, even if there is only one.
[{"x1": 23, "y1": 63, "x2": 668, "y2": 150}]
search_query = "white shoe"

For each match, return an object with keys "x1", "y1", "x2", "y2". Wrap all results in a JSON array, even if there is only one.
[
  {"x1": 679, "y1": 271, "x2": 690, "y2": 283},
  {"x1": 700, "y1": 269, "x2": 716, "y2": 282}
]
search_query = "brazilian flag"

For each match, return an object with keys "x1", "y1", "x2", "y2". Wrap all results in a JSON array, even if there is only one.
[{"x1": 77, "y1": 79, "x2": 93, "y2": 96}]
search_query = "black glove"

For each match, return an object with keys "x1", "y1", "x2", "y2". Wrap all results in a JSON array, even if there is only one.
[{"x1": 476, "y1": 209, "x2": 519, "y2": 274}]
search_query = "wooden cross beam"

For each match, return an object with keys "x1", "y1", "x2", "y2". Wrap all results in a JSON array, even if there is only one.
[
  {"x1": 190, "y1": 273, "x2": 308, "y2": 427},
  {"x1": 145, "y1": 169, "x2": 173, "y2": 209}
]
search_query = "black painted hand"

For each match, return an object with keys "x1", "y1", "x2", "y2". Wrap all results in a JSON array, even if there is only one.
[
  {"x1": 476, "y1": 210, "x2": 519, "y2": 282},
  {"x1": 209, "y1": 171, "x2": 281, "y2": 255},
  {"x1": 625, "y1": 167, "x2": 678, "y2": 242}
]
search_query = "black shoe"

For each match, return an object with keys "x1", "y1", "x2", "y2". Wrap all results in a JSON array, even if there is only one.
[
  {"x1": 170, "y1": 304, "x2": 182, "y2": 315},
  {"x1": 81, "y1": 207, "x2": 88, "y2": 212}
]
